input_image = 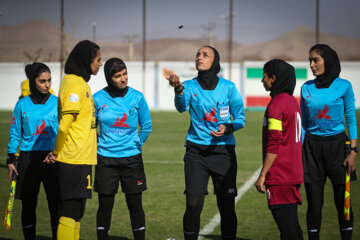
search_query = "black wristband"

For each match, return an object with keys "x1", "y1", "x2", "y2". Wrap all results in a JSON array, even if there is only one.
[
  {"x1": 174, "y1": 86, "x2": 184, "y2": 95},
  {"x1": 224, "y1": 123, "x2": 234, "y2": 135},
  {"x1": 6, "y1": 153, "x2": 16, "y2": 164}
]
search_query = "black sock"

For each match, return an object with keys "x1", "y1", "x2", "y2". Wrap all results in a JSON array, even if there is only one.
[
  {"x1": 47, "y1": 198, "x2": 59, "y2": 240},
  {"x1": 183, "y1": 194, "x2": 205, "y2": 240},
  {"x1": 305, "y1": 183, "x2": 324, "y2": 240},
  {"x1": 271, "y1": 204, "x2": 303, "y2": 240},
  {"x1": 333, "y1": 184, "x2": 353, "y2": 240},
  {"x1": 21, "y1": 199, "x2": 37, "y2": 240},
  {"x1": 126, "y1": 193, "x2": 145, "y2": 240},
  {"x1": 216, "y1": 195, "x2": 237, "y2": 239},
  {"x1": 96, "y1": 194, "x2": 115, "y2": 240}
]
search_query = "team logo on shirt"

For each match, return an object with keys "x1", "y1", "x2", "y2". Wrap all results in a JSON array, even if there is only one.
[
  {"x1": 314, "y1": 104, "x2": 331, "y2": 119},
  {"x1": 86, "y1": 92, "x2": 89, "y2": 98},
  {"x1": 32, "y1": 120, "x2": 48, "y2": 135},
  {"x1": 69, "y1": 93, "x2": 79, "y2": 102},
  {"x1": 11, "y1": 117, "x2": 15, "y2": 125},
  {"x1": 110, "y1": 113, "x2": 129, "y2": 128},
  {"x1": 201, "y1": 107, "x2": 218, "y2": 122},
  {"x1": 137, "y1": 180, "x2": 144, "y2": 185}
]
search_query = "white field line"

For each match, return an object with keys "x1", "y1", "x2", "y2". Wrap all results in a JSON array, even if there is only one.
[{"x1": 198, "y1": 167, "x2": 261, "y2": 240}]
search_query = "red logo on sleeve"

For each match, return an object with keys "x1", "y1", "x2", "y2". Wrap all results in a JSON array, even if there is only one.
[
  {"x1": 11, "y1": 117, "x2": 15, "y2": 124},
  {"x1": 201, "y1": 107, "x2": 218, "y2": 122},
  {"x1": 110, "y1": 113, "x2": 129, "y2": 128},
  {"x1": 314, "y1": 104, "x2": 331, "y2": 119},
  {"x1": 32, "y1": 120, "x2": 48, "y2": 135}
]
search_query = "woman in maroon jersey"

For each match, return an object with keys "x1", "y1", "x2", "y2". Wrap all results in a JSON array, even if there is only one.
[{"x1": 255, "y1": 59, "x2": 304, "y2": 240}]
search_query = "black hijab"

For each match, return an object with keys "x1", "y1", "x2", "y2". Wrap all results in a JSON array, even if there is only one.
[
  {"x1": 25, "y1": 64, "x2": 32, "y2": 79},
  {"x1": 197, "y1": 45, "x2": 221, "y2": 90},
  {"x1": 104, "y1": 58, "x2": 129, "y2": 98},
  {"x1": 310, "y1": 44, "x2": 341, "y2": 89},
  {"x1": 29, "y1": 62, "x2": 51, "y2": 104},
  {"x1": 65, "y1": 40, "x2": 100, "y2": 82},
  {"x1": 263, "y1": 59, "x2": 296, "y2": 98}
]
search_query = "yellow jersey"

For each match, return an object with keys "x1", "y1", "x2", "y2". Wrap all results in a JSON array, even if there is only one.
[
  {"x1": 57, "y1": 74, "x2": 97, "y2": 165},
  {"x1": 21, "y1": 79, "x2": 56, "y2": 97}
]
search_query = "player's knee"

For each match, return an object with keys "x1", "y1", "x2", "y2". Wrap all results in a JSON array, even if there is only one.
[{"x1": 60, "y1": 199, "x2": 86, "y2": 221}]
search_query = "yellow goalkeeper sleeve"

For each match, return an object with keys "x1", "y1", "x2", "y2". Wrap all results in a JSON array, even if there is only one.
[{"x1": 53, "y1": 113, "x2": 76, "y2": 156}]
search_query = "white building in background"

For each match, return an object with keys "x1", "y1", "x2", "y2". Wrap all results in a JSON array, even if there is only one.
[{"x1": 0, "y1": 61, "x2": 359, "y2": 111}]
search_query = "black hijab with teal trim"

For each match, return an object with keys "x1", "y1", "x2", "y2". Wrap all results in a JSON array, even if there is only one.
[
  {"x1": 29, "y1": 62, "x2": 51, "y2": 104},
  {"x1": 65, "y1": 40, "x2": 99, "y2": 82},
  {"x1": 310, "y1": 44, "x2": 341, "y2": 89},
  {"x1": 263, "y1": 59, "x2": 296, "y2": 98},
  {"x1": 104, "y1": 58, "x2": 129, "y2": 98},
  {"x1": 197, "y1": 45, "x2": 221, "y2": 90}
]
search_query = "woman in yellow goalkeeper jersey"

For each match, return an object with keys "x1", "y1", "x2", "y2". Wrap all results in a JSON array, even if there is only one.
[{"x1": 45, "y1": 40, "x2": 102, "y2": 240}]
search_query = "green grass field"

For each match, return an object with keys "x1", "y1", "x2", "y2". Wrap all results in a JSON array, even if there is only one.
[{"x1": 0, "y1": 111, "x2": 359, "y2": 240}]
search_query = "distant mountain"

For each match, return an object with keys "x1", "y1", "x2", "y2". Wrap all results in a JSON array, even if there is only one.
[
  {"x1": 131, "y1": 38, "x2": 241, "y2": 61},
  {"x1": 235, "y1": 26, "x2": 360, "y2": 61},
  {"x1": 0, "y1": 18, "x2": 80, "y2": 62},
  {"x1": 0, "y1": 19, "x2": 359, "y2": 62}
]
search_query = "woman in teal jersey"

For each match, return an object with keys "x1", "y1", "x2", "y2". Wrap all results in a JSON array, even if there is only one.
[
  {"x1": 7, "y1": 62, "x2": 59, "y2": 240},
  {"x1": 167, "y1": 46, "x2": 245, "y2": 240},
  {"x1": 301, "y1": 44, "x2": 357, "y2": 240},
  {"x1": 93, "y1": 58, "x2": 152, "y2": 240}
]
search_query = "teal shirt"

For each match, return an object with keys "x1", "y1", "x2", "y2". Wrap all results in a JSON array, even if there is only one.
[
  {"x1": 175, "y1": 77, "x2": 245, "y2": 146},
  {"x1": 301, "y1": 77, "x2": 357, "y2": 140},
  {"x1": 94, "y1": 87, "x2": 152, "y2": 158},
  {"x1": 8, "y1": 95, "x2": 58, "y2": 153}
]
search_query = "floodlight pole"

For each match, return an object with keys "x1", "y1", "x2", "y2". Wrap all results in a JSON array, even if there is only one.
[
  {"x1": 142, "y1": 0, "x2": 146, "y2": 96},
  {"x1": 228, "y1": 0, "x2": 233, "y2": 81},
  {"x1": 316, "y1": 0, "x2": 320, "y2": 44},
  {"x1": 60, "y1": 0, "x2": 65, "y2": 81},
  {"x1": 92, "y1": 22, "x2": 97, "y2": 42}
]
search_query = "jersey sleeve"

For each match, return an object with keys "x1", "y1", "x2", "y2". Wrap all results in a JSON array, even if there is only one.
[
  {"x1": 266, "y1": 101, "x2": 283, "y2": 154},
  {"x1": 7, "y1": 101, "x2": 22, "y2": 154},
  {"x1": 61, "y1": 81, "x2": 83, "y2": 114},
  {"x1": 138, "y1": 93, "x2": 152, "y2": 146},
  {"x1": 300, "y1": 86, "x2": 308, "y2": 143},
  {"x1": 174, "y1": 81, "x2": 191, "y2": 113},
  {"x1": 93, "y1": 92, "x2": 101, "y2": 121},
  {"x1": 229, "y1": 84, "x2": 246, "y2": 131},
  {"x1": 344, "y1": 82, "x2": 357, "y2": 140}
]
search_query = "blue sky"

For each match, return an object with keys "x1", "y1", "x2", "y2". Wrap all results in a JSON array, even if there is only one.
[{"x1": 1, "y1": 0, "x2": 359, "y2": 44}]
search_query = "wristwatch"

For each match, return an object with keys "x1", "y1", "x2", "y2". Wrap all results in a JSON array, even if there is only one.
[{"x1": 350, "y1": 146, "x2": 359, "y2": 153}]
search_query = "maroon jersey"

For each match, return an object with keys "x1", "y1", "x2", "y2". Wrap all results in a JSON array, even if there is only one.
[{"x1": 263, "y1": 93, "x2": 303, "y2": 185}]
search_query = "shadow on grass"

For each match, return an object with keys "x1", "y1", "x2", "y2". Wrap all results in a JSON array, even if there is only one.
[
  {"x1": 199, "y1": 234, "x2": 251, "y2": 240},
  {"x1": 109, "y1": 237, "x2": 131, "y2": 240},
  {"x1": 37, "y1": 236, "x2": 52, "y2": 240},
  {"x1": 1, "y1": 163, "x2": 8, "y2": 168},
  {"x1": 31, "y1": 235, "x2": 130, "y2": 240}
]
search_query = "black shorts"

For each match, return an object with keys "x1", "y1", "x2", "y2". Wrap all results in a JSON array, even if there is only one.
[
  {"x1": 183, "y1": 142, "x2": 237, "y2": 197},
  {"x1": 94, "y1": 154, "x2": 147, "y2": 194},
  {"x1": 57, "y1": 162, "x2": 92, "y2": 200},
  {"x1": 15, "y1": 151, "x2": 58, "y2": 200},
  {"x1": 303, "y1": 132, "x2": 357, "y2": 185}
]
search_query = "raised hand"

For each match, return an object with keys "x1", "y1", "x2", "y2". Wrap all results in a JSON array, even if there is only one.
[{"x1": 165, "y1": 74, "x2": 183, "y2": 93}]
